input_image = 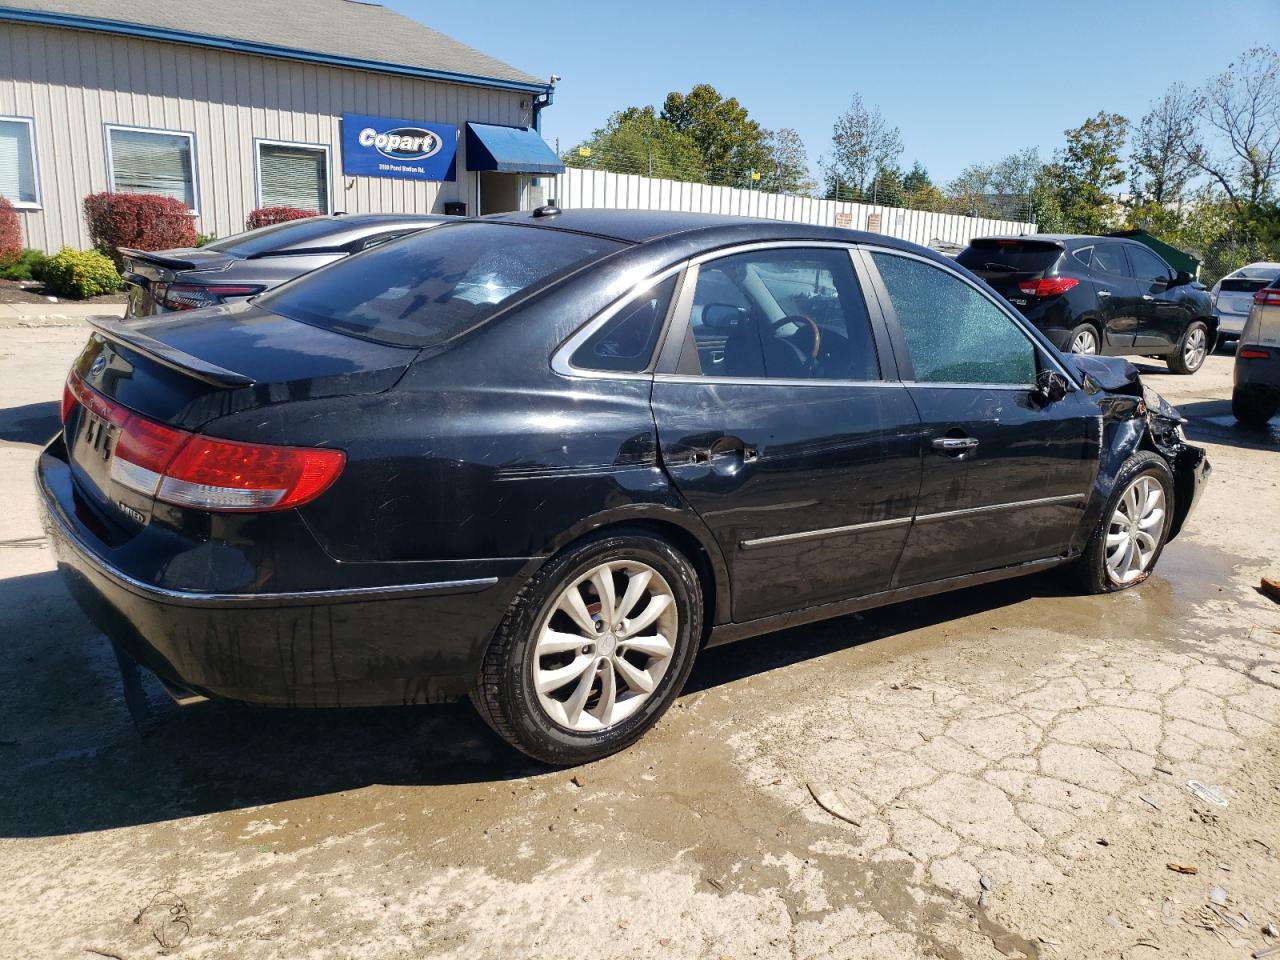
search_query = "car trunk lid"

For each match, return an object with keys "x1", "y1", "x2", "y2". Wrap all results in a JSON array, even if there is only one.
[
  {"x1": 63, "y1": 303, "x2": 417, "y2": 534},
  {"x1": 956, "y1": 238, "x2": 1066, "y2": 299}
]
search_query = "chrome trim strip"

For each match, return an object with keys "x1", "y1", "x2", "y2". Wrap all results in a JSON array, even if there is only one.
[
  {"x1": 913, "y1": 493, "x2": 1086, "y2": 524},
  {"x1": 741, "y1": 515, "x2": 912, "y2": 549},
  {"x1": 38, "y1": 480, "x2": 499, "y2": 608},
  {"x1": 654, "y1": 374, "x2": 901, "y2": 388},
  {"x1": 738, "y1": 493, "x2": 1085, "y2": 549}
]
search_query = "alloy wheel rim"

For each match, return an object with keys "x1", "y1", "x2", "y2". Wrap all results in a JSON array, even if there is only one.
[
  {"x1": 1071, "y1": 330, "x2": 1097, "y2": 354},
  {"x1": 1184, "y1": 327, "x2": 1206, "y2": 368},
  {"x1": 1105, "y1": 475, "x2": 1165, "y2": 585},
  {"x1": 532, "y1": 560, "x2": 678, "y2": 732}
]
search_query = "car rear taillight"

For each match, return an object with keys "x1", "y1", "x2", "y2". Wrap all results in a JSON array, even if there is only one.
[
  {"x1": 1017, "y1": 277, "x2": 1080, "y2": 297},
  {"x1": 1253, "y1": 288, "x2": 1280, "y2": 306},
  {"x1": 1239, "y1": 348, "x2": 1271, "y2": 359},
  {"x1": 155, "y1": 282, "x2": 265, "y2": 311},
  {"x1": 60, "y1": 375, "x2": 78, "y2": 423},
  {"x1": 67, "y1": 375, "x2": 344, "y2": 511}
]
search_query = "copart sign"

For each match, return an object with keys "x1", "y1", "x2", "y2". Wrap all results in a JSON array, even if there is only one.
[{"x1": 341, "y1": 113, "x2": 457, "y2": 181}]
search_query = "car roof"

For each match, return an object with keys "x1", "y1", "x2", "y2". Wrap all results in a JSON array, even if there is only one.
[
  {"x1": 482, "y1": 207, "x2": 923, "y2": 252},
  {"x1": 969, "y1": 234, "x2": 1143, "y2": 248},
  {"x1": 325, "y1": 213, "x2": 452, "y2": 227},
  {"x1": 1226, "y1": 261, "x2": 1280, "y2": 277}
]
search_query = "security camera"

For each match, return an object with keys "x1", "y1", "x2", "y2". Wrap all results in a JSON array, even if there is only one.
[{"x1": 550, "y1": 74, "x2": 561, "y2": 85}]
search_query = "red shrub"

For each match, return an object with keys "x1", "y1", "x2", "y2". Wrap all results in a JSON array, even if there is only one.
[
  {"x1": 83, "y1": 192, "x2": 197, "y2": 267},
  {"x1": 247, "y1": 207, "x2": 319, "y2": 230},
  {"x1": 0, "y1": 198, "x2": 22, "y2": 269}
]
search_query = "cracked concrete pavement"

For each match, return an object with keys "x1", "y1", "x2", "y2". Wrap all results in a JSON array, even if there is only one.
[{"x1": 1, "y1": 324, "x2": 1278, "y2": 960}]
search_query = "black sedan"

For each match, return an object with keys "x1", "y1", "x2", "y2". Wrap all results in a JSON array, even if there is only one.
[
  {"x1": 38, "y1": 210, "x2": 1209, "y2": 765},
  {"x1": 120, "y1": 213, "x2": 449, "y2": 316}
]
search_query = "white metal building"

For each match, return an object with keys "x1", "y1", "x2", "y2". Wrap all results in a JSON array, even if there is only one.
[{"x1": 0, "y1": 0, "x2": 563, "y2": 252}]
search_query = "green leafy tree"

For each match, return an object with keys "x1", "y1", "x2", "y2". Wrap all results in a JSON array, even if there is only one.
[
  {"x1": 762, "y1": 127, "x2": 815, "y2": 195},
  {"x1": 866, "y1": 165, "x2": 905, "y2": 206},
  {"x1": 660, "y1": 84, "x2": 772, "y2": 187},
  {"x1": 830, "y1": 94, "x2": 903, "y2": 195},
  {"x1": 1043, "y1": 112, "x2": 1130, "y2": 232},
  {"x1": 902, "y1": 161, "x2": 933, "y2": 194},
  {"x1": 564, "y1": 107, "x2": 706, "y2": 182}
]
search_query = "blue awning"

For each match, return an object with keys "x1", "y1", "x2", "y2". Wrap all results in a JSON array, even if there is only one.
[{"x1": 465, "y1": 123, "x2": 564, "y2": 174}]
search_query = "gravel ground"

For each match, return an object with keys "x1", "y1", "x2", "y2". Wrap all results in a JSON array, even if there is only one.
[{"x1": 0, "y1": 326, "x2": 1277, "y2": 960}]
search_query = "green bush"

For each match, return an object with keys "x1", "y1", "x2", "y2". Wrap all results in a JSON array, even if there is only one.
[
  {"x1": 0, "y1": 248, "x2": 49, "y2": 282},
  {"x1": 41, "y1": 247, "x2": 121, "y2": 299},
  {"x1": 194, "y1": 232, "x2": 217, "y2": 248}
]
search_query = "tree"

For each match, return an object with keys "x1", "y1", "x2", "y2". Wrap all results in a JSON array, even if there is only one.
[
  {"x1": 564, "y1": 107, "x2": 705, "y2": 182},
  {"x1": 762, "y1": 127, "x2": 815, "y2": 195},
  {"x1": 866, "y1": 165, "x2": 905, "y2": 206},
  {"x1": 830, "y1": 94, "x2": 903, "y2": 195},
  {"x1": 1129, "y1": 84, "x2": 1200, "y2": 206},
  {"x1": 945, "y1": 162, "x2": 994, "y2": 215},
  {"x1": 661, "y1": 84, "x2": 772, "y2": 187},
  {"x1": 902, "y1": 161, "x2": 933, "y2": 194},
  {"x1": 1187, "y1": 46, "x2": 1280, "y2": 208},
  {"x1": 1047, "y1": 112, "x2": 1130, "y2": 233}
]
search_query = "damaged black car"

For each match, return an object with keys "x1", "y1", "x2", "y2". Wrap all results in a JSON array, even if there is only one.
[{"x1": 36, "y1": 210, "x2": 1210, "y2": 765}]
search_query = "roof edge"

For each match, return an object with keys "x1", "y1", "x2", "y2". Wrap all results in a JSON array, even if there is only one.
[{"x1": 0, "y1": 6, "x2": 551, "y2": 95}]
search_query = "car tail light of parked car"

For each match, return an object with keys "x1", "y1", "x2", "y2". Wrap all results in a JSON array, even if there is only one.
[
  {"x1": 1017, "y1": 277, "x2": 1080, "y2": 297},
  {"x1": 62, "y1": 371, "x2": 345, "y2": 511},
  {"x1": 153, "y1": 282, "x2": 266, "y2": 311},
  {"x1": 1253, "y1": 287, "x2": 1280, "y2": 306}
]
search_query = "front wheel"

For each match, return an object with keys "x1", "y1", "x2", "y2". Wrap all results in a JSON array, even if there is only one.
[
  {"x1": 1167, "y1": 321, "x2": 1209, "y2": 374},
  {"x1": 472, "y1": 531, "x2": 703, "y2": 765},
  {"x1": 1075, "y1": 452, "x2": 1175, "y2": 594}
]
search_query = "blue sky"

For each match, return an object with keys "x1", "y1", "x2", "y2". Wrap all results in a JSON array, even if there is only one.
[{"x1": 385, "y1": 0, "x2": 1279, "y2": 185}]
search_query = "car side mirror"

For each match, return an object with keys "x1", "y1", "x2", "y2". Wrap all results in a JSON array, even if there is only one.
[
  {"x1": 1033, "y1": 370, "x2": 1069, "y2": 406},
  {"x1": 701, "y1": 303, "x2": 747, "y2": 331},
  {"x1": 1169, "y1": 270, "x2": 1192, "y2": 287}
]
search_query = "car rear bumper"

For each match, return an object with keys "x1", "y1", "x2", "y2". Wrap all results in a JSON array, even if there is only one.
[
  {"x1": 37, "y1": 440, "x2": 525, "y2": 706},
  {"x1": 1234, "y1": 348, "x2": 1280, "y2": 392}
]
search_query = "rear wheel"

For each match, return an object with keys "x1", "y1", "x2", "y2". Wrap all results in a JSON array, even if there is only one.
[
  {"x1": 1068, "y1": 323, "x2": 1100, "y2": 355},
  {"x1": 1075, "y1": 452, "x2": 1175, "y2": 594},
  {"x1": 1167, "y1": 321, "x2": 1209, "y2": 374},
  {"x1": 1232, "y1": 387, "x2": 1278, "y2": 426},
  {"x1": 472, "y1": 531, "x2": 702, "y2": 766}
]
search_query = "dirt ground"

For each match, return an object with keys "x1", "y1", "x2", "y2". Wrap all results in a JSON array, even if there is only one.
[
  {"x1": 0, "y1": 279, "x2": 128, "y2": 306},
  {"x1": 1, "y1": 323, "x2": 1277, "y2": 960}
]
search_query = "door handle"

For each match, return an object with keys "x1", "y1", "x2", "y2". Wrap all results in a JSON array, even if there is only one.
[
  {"x1": 1097, "y1": 289, "x2": 1112, "y2": 297},
  {"x1": 932, "y1": 437, "x2": 979, "y2": 453},
  {"x1": 1142, "y1": 294, "x2": 1154, "y2": 301}
]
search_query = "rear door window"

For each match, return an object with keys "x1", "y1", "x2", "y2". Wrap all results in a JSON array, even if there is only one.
[
  {"x1": 1128, "y1": 246, "x2": 1173, "y2": 285},
  {"x1": 871, "y1": 252, "x2": 1038, "y2": 385},
  {"x1": 263, "y1": 223, "x2": 624, "y2": 347},
  {"x1": 1091, "y1": 244, "x2": 1132, "y2": 277}
]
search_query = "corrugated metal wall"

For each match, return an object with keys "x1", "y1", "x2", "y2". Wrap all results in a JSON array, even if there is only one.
[
  {"x1": 544, "y1": 168, "x2": 1038, "y2": 245},
  {"x1": 0, "y1": 22, "x2": 531, "y2": 251}
]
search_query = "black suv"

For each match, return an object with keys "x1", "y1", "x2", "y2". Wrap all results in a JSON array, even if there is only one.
[{"x1": 957, "y1": 235, "x2": 1215, "y2": 374}]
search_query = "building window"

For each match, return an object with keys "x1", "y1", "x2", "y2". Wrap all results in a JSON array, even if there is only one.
[
  {"x1": 106, "y1": 125, "x2": 197, "y2": 210},
  {"x1": 0, "y1": 116, "x2": 39, "y2": 208},
  {"x1": 256, "y1": 141, "x2": 330, "y2": 213}
]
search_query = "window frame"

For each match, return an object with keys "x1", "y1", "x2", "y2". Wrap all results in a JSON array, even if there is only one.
[
  {"x1": 1090, "y1": 242, "x2": 1133, "y2": 279},
  {"x1": 858, "y1": 245, "x2": 1078, "y2": 390},
  {"x1": 649, "y1": 241, "x2": 900, "y2": 387},
  {"x1": 1125, "y1": 243, "x2": 1174, "y2": 286},
  {"x1": 103, "y1": 122, "x2": 200, "y2": 214},
  {"x1": 0, "y1": 114, "x2": 41, "y2": 210},
  {"x1": 254, "y1": 137, "x2": 333, "y2": 215}
]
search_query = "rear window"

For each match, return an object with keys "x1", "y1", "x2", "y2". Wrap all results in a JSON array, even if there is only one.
[
  {"x1": 262, "y1": 223, "x2": 625, "y2": 347},
  {"x1": 956, "y1": 240, "x2": 1061, "y2": 274},
  {"x1": 204, "y1": 217, "x2": 349, "y2": 257},
  {"x1": 1220, "y1": 275, "x2": 1279, "y2": 293}
]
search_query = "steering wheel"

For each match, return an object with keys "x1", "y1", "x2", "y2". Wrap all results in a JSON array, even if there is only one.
[{"x1": 768, "y1": 315, "x2": 822, "y2": 363}]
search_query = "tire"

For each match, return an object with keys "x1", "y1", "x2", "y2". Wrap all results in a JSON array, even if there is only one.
[
  {"x1": 1067, "y1": 323, "x2": 1100, "y2": 356},
  {"x1": 1232, "y1": 386, "x2": 1279, "y2": 427},
  {"x1": 1167, "y1": 320, "x2": 1209, "y2": 374},
  {"x1": 472, "y1": 530, "x2": 703, "y2": 766},
  {"x1": 1075, "y1": 451, "x2": 1176, "y2": 595}
]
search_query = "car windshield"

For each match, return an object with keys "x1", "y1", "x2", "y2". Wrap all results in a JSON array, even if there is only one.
[
  {"x1": 1220, "y1": 267, "x2": 1280, "y2": 293},
  {"x1": 956, "y1": 241, "x2": 1062, "y2": 273},
  {"x1": 202, "y1": 218, "x2": 355, "y2": 257},
  {"x1": 261, "y1": 222, "x2": 625, "y2": 347}
]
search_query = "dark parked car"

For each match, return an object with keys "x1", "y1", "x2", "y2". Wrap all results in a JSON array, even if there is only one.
[
  {"x1": 120, "y1": 213, "x2": 450, "y2": 316},
  {"x1": 957, "y1": 235, "x2": 1215, "y2": 374},
  {"x1": 1233, "y1": 281, "x2": 1280, "y2": 425},
  {"x1": 39, "y1": 211, "x2": 1209, "y2": 765}
]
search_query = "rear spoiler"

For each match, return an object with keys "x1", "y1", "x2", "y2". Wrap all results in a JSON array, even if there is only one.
[
  {"x1": 86, "y1": 316, "x2": 255, "y2": 389},
  {"x1": 117, "y1": 247, "x2": 200, "y2": 272}
]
